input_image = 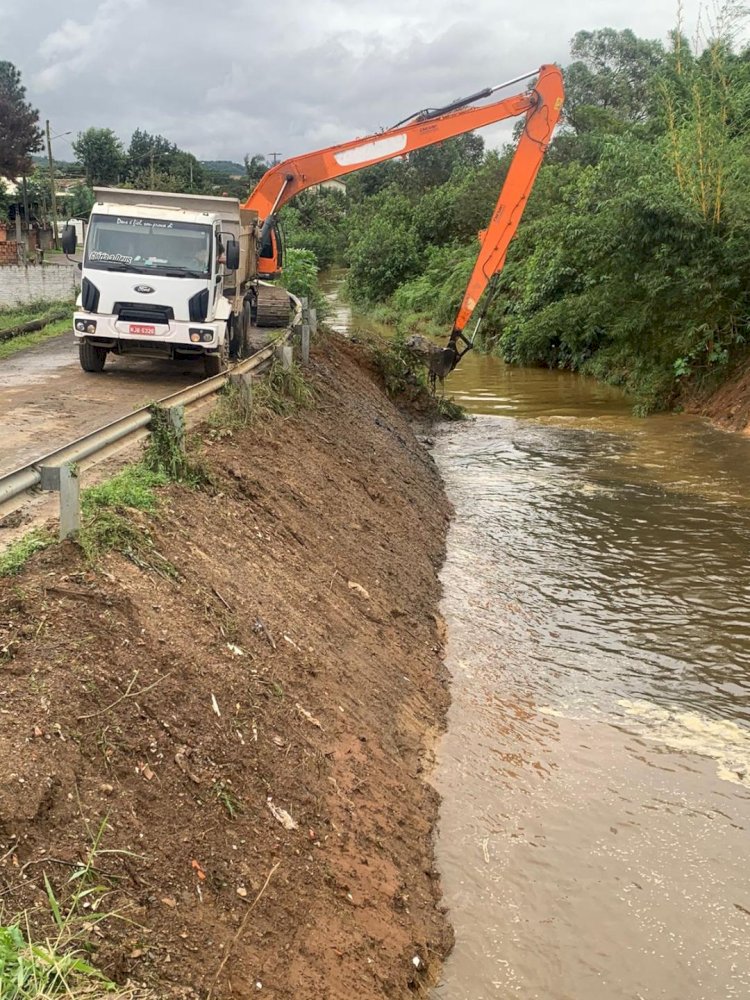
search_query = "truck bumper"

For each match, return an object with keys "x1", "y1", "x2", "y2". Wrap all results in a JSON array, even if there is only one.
[{"x1": 73, "y1": 313, "x2": 226, "y2": 359}]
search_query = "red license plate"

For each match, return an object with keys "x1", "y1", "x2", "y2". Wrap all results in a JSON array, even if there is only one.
[{"x1": 129, "y1": 324, "x2": 155, "y2": 336}]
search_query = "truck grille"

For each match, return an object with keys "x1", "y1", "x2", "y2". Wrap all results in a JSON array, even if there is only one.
[{"x1": 114, "y1": 302, "x2": 175, "y2": 324}]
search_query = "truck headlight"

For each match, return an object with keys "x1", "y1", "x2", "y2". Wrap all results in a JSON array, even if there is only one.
[
  {"x1": 76, "y1": 319, "x2": 97, "y2": 333},
  {"x1": 189, "y1": 327, "x2": 214, "y2": 343}
]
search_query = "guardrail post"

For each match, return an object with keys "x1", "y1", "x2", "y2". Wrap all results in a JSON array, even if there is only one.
[
  {"x1": 149, "y1": 403, "x2": 186, "y2": 463},
  {"x1": 39, "y1": 463, "x2": 80, "y2": 541},
  {"x1": 275, "y1": 344, "x2": 294, "y2": 370},
  {"x1": 301, "y1": 322, "x2": 310, "y2": 366},
  {"x1": 59, "y1": 465, "x2": 81, "y2": 540},
  {"x1": 229, "y1": 371, "x2": 253, "y2": 420},
  {"x1": 167, "y1": 404, "x2": 186, "y2": 453},
  {"x1": 309, "y1": 307, "x2": 317, "y2": 335}
]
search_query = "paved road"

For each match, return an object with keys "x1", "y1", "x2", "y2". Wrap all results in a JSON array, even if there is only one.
[{"x1": 0, "y1": 333, "x2": 203, "y2": 475}]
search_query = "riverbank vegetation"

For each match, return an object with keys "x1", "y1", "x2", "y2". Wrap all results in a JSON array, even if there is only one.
[{"x1": 282, "y1": 6, "x2": 750, "y2": 413}]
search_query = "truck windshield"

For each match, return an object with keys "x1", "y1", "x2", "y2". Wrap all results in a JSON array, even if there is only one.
[{"x1": 85, "y1": 214, "x2": 212, "y2": 276}]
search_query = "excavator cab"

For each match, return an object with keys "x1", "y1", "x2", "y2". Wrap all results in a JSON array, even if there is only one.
[{"x1": 257, "y1": 218, "x2": 284, "y2": 280}]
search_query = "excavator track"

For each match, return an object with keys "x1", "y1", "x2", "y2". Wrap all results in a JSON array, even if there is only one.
[{"x1": 254, "y1": 285, "x2": 291, "y2": 328}]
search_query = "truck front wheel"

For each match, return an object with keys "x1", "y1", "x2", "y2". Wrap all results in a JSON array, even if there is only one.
[
  {"x1": 204, "y1": 340, "x2": 229, "y2": 377},
  {"x1": 79, "y1": 340, "x2": 107, "y2": 372}
]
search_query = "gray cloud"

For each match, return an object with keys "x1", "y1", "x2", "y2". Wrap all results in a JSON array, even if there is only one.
[{"x1": 1, "y1": 0, "x2": 703, "y2": 163}]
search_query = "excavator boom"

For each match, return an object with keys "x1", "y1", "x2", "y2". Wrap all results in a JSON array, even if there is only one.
[
  {"x1": 244, "y1": 64, "x2": 564, "y2": 373},
  {"x1": 244, "y1": 89, "x2": 535, "y2": 222}
]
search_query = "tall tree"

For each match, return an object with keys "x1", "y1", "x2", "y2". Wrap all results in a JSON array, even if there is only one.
[
  {"x1": 125, "y1": 129, "x2": 208, "y2": 192},
  {"x1": 72, "y1": 127, "x2": 124, "y2": 186},
  {"x1": 126, "y1": 128, "x2": 174, "y2": 182},
  {"x1": 244, "y1": 154, "x2": 269, "y2": 186},
  {"x1": 564, "y1": 28, "x2": 666, "y2": 133},
  {"x1": 0, "y1": 61, "x2": 43, "y2": 179}
]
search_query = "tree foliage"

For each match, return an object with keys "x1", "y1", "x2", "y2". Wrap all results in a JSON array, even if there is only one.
[
  {"x1": 125, "y1": 129, "x2": 207, "y2": 191},
  {"x1": 72, "y1": 128, "x2": 124, "y2": 186},
  {"x1": 0, "y1": 62, "x2": 43, "y2": 179}
]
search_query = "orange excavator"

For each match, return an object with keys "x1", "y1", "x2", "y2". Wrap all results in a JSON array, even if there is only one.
[{"x1": 243, "y1": 63, "x2": 564, "y2": 374}]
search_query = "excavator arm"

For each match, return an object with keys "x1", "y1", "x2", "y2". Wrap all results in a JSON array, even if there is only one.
[
  {"x1": 439, "y1": 65, "x2": 563, "y2": 374},
  {"x1": 244, "y1": 64, "x2": 564, "y2": 369}
]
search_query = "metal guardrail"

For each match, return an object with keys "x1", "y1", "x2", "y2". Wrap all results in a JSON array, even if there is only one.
[{"x1": 0, "y1": 294, "x2": 317, "y2": 537}]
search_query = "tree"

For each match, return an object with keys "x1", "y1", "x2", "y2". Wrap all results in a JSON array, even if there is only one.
[
  {"x1": 564, "y1": 28, "x2": 666, "y2": 133},
  {"x1": 405, "y1": 134, "x2": 485, "y2": 191},
  {"x1": 125, "y1": 129, "x2": 209, "y2": 192},
  {"x1": 0, "y1": 177, "x2": 12, "y2": 220},
  {"x1": 72, "y1": 127, "x2": 124, "y2": 186},
  {"x1": 0, "y1": 62, "x2": 43, "y2": 179},
  {"x1": 66, "y1": 183, "x2": 95, "y2": 219},
  {"x1": 244, "y1": 154, "x2": 269, "y2": 186}
]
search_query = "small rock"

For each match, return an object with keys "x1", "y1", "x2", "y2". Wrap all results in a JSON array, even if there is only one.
[{"x1": 99, "y1": 783, "x2": 114, "y2": 795}]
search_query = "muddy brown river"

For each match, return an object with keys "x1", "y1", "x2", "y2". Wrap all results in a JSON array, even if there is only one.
[
  {"x1": 323, "y1": 271, "x2": 750, "y2": 999},
  {"x1": 432, "y1": 353, "x2": 750, "y2": 1000}
]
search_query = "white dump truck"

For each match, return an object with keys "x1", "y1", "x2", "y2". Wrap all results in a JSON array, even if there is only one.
[{"x1": 62, "y1": 188, "x2": 291, "y2": 376}]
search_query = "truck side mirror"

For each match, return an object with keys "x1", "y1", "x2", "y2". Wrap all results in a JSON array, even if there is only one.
[
  {"x1": 61, "y1": 225, "x2": 77, "y2": 255},
  {"x1": 225, "y1": 240, "x2": 240, "y2": 271}
]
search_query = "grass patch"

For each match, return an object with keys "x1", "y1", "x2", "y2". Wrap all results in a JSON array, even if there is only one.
[
  {"x1": 369, "y1": 333, "x2": 427, "y2": 398},
  {"x1": 0, "y1": 298, "x2": 69, "y2": 327},
  {"x1": 255, "y1": 359, "x2": 313, "y2": 416},
  {"x1": 0, "y1": 319, "x2": 71, "y2": 362},
  {"x1": 212, "y1": 782, "x2": 243, "y2": 820},
  {"x1": 209, "y1": 358, "x2": 313, "y2": 435},
  {"x1": 0, "y1": 820, "x2": 140, "y2": 999},
  {"x1": 144, "y1": 408, "x2": 211, "y2": 486},
  {"x1": 435, "y1": 395, "x2": 467, "y2": 421},
  {"x1": 78, "y1": 465, "x2": 176, "y2": 577},
  {"x1": 0, "y1": 529, "x2": 55, "y2": 577},
  {"x1": 0, "y1": 920, "x2": 115, "y2": 999},
  {"x1": 81, "y1": 466, "x2": 167, "y2": 516}
]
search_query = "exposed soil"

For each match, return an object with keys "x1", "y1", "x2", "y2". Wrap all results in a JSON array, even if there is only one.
[
  {"x1": 683, "y1": 355, "x2": 750, "y2": 433},
  {"x1": 0, "y1": 335, "x2": 453, "y2": 998}
]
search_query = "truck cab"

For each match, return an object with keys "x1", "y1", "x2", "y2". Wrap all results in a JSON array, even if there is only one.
[{"x1": 70, "y1": 189, "x2": 244, "y2": 376}]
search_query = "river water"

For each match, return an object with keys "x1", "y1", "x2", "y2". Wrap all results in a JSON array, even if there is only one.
[
  {"x1": 432, "y1": 353, "x2": 750, "y2": 1000},
  {"x1": 322, "y1": 277, "x2": 750, "y2": 999}
]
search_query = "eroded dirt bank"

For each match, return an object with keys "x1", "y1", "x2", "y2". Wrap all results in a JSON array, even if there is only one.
[
  {"x1": 682, "y1": 355, "x2": 750, "y2": 432},
  {"x1": 0, "y1": 336, "x2": 453, "y2": 998}
]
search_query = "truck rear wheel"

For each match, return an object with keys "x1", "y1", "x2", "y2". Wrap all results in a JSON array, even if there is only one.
[
  {"x1": 240, "y1": 301, "x2": 254, "y2": 358},
  {"x1": 79, "y1": 340, "x2": 107, "y2": 372}
]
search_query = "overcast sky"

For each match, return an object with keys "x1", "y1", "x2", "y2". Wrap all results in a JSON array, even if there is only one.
[{"x1": 1, "y1": 0, "x2": 705, "y2": 164}]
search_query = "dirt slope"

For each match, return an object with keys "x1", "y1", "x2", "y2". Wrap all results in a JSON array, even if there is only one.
[
  {"x1": 684, "y1": 357, "x2": 750, "y2": 433},
  {"x1": 0, "y1": 336, "x2": 453, "y2": 998}
]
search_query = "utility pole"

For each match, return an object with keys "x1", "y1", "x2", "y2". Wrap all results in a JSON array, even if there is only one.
[
  {"x1": 46, "y1": 120, "x2": 60, "y2": 250},
  {"x1": 21, "y1": 176, "x2": 30, "y2": 232},
  {"x1": 150, "y1": 151, "x2": 155, "y2": 188},
  {"x1": 268, "y1": 152, "x2": 282, "y2": 165}
]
